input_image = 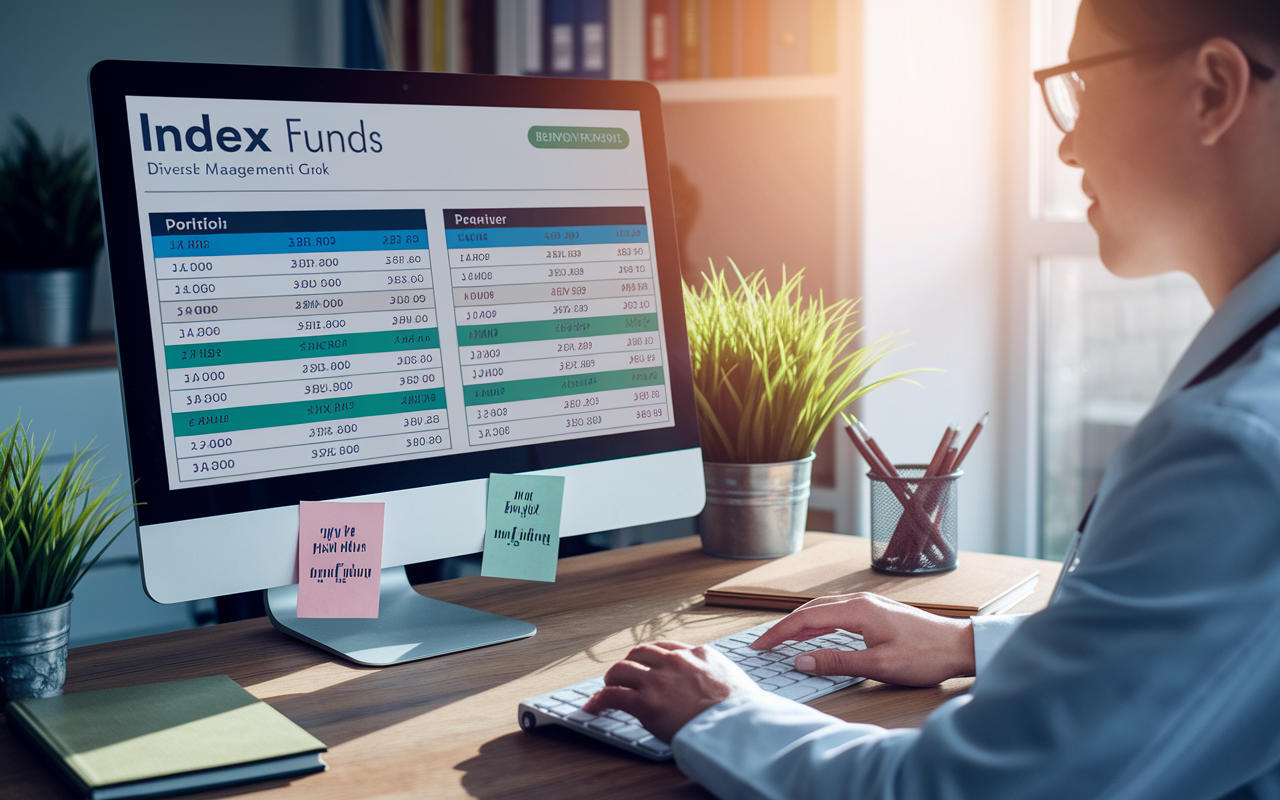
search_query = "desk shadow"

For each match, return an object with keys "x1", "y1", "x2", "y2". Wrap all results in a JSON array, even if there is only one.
[{"x1": 456, "y1": 730, "x2": 714, "y2": 799}]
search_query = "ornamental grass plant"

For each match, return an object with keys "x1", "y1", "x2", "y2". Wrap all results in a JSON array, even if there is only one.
[
  {"x1": 683, "y1": 261, "x2": 923, "y2": 464},
  {"x1": 0, "y1": 419, "x2": 133, "y2": 614}
]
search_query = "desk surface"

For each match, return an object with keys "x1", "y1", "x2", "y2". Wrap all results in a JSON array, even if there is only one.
[{"x1": 2, "y1": 533, "x2": 1059, "y2": 799}]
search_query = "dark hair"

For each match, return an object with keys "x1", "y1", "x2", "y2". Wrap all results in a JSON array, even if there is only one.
[{"x1": 1090, "y1": 0, "x2": 1280, "y2": 50}]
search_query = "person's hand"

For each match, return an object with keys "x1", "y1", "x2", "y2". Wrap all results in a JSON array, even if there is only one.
[
  {"x1": 581, "y1": 641, "x2": 760, "y2": 742},
  {"x1": 751, "y1": 592, "x2": 976, "y2": 687}
]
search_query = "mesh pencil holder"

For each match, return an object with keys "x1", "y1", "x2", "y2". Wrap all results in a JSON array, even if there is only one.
[{"x1": 869, "y1": 465, "x2": 960, "y2": 575}]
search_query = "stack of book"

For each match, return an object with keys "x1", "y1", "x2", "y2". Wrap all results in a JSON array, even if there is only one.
[{"x1": 359, "y1": 0, "x2": 838, "y2": 81}]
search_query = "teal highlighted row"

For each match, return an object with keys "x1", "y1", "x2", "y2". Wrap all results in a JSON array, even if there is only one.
[
  {"x1": 152, "y1": 229, "x2": 427, "y2": 258},
  {"x1": 445, "y1": 224, "x2": 647, "y2": 249},
  {"x1": 464, "y1": 367, "x2": 665, "y2": 406},
  {"x1": 175, "y1": 390, "x2": 447, "y2": 435},
  {"x1": 456, "y1": 313, "x2": 658, "y2": 346},
  {"x1": 166, "y1": 328, "x2": 439, "y2": 368}
]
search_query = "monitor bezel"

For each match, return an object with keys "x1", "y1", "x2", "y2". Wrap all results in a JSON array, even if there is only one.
[{"x1": 88, "y1": 60, "x2": 699, "y2": 528}]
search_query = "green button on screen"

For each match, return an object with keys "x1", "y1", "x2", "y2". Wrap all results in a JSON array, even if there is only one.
[{"x1": 528, "y1": 126, "x2": 630, "y2": 149}]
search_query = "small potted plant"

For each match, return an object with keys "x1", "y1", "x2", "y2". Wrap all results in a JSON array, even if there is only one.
[
  {"x1": 0, "y1": 117, "x2": 103, "y2": 346},
  {"x1": 684, "y1": 261, "x2": 921, "y2": 558},
  {"x1": 0, "y1": 419, "x2": 133, "y2": 702}
]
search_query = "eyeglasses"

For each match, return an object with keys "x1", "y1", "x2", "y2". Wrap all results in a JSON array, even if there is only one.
[{"x1": 1034, "y1": 39, "x2": 1277, "y2": 133}]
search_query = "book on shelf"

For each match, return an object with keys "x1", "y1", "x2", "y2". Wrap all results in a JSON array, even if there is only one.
[
  {"x1": 6, "y1": 675, "x2": 326, "y2": 800},
  {"x1": 704, "y1": 538, "x2": 1042, "y2": 618},
  {"x1": 353, "y1": 0, "x2": 837, "y2": 81}
]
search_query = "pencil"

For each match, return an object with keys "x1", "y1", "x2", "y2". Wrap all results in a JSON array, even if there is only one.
[
  {"x1": 951, "y1": 412, "x2": 989, "y2": 471},
  {"x1": 924, "y1": 427, "x2": 957, "y2": 477},
  {"x1": 852, "y1": 418, "x2": 900, "y2": 478},
  {"x1": 843, "y1": 423, "x2": 890, "y2": 477}
]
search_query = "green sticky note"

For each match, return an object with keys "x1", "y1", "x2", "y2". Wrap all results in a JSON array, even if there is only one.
[{"x1": 480, "y1": 473, "x2": 565, "y2": 582}]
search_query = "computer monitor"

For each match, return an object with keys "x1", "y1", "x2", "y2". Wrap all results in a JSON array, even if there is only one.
[{"x1": 88, "y1": 60, "x2": 704, "y2": 665}]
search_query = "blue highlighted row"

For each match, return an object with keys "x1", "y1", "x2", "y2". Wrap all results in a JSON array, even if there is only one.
[
  {"x1": 444, "y1": 224, "x2": 649, "y2": 250},
  {"x1": 151, "y1": 229, "x2": 429, "y2": 258}
]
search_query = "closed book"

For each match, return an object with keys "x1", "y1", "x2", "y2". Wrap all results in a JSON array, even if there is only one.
[
  {"x1": 809, "y1": 0, "x2": 836, "y2": 73},
  {"x1": 708, "y1": 0, "x2": 735, "y2": 77},
  {"x1": 768, "y1": 0, "x2": 809, "y2": 75},
  {"x1": 740, "y1": 0, "x2": 768, "y2": 75},
  {"x1": 578, "y1": 0, "x2": 610, "y2": 79},
  {"x1": 545, "y1": 0, "x2": 577, "y2": 75},
  {"x1": 6, "y1": 675, "x2": 326, "y2": 800},
  {"x1": 704, "y1": 538, "x2": 1042, "y2": 617},
  {"x1": 645, "y1": 0, "x2": 678, "y2": 80},
  {"x1": 678, "y1": 0, "x2": 701, "y2": 78}
]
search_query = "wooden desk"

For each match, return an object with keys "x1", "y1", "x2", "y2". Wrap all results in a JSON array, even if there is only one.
[{"x1": 1, "y1": 533, "x2": 1059, "y2": 799}]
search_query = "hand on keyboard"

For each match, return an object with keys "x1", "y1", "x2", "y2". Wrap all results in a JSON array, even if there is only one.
[
  {"x1": 750, "y1": 593, "x2": 977, "y2": 687},
  {"x1": 581, "y1": 640, "x2": 758, "y2": 742},
  {"x1": 518, "y1": 621, "x2": 867, "y2": 760}
]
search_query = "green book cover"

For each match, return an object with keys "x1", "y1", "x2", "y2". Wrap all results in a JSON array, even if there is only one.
[{"x1": 6, "y1": 675, "x2": 326, "y2": 794}]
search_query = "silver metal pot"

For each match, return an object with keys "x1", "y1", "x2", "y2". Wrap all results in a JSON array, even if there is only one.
[
  {"x1": 697, "y1": 454, "x2": 814, "y2": 559},
  {"x1": 0, "y1": 267, "x2": 95, "y2": 346},
  {"x1": 0, "y1": 599, "x2": 72, "y2": 703}
]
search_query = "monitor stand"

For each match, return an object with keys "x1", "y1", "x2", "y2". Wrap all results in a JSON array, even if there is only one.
[{"x1": 264, "y1": 566, "x2": 536, "y2": 666}]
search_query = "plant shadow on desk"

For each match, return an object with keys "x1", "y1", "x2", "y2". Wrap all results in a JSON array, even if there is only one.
[{"x1": 455, "y1": 730, "x2": 714, "y2": 799}]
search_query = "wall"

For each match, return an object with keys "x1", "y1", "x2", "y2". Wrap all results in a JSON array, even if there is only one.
[
  {"x1": 858, "y1": 0, "x2": 1006, "y2": 553},
  {"x1": 0, "y1": 0, "x2": 339, "y2": 332}
]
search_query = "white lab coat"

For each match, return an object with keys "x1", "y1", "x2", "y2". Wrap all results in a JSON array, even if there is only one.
[{"x1": 671, "y1": 250, "x2": 1280, "y2": 800}]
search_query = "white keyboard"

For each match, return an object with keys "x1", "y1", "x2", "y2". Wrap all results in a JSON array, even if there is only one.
[{"x1": 517, "y1": 620, "x2": 867, "y2": 761}]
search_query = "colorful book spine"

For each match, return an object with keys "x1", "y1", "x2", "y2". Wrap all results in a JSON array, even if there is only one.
[
  {"x1": 767, "y1": 0, "x2": 809, "y2": 75},
  {"x1": 708, "y1": 0, "x2": 735, "y2": 77},
  {"x1": 545, "y1": 0, "x2": 576, "y2": 75},
  {"x1": 740, "y1": 0, "x2": 768, "y2": 76},
  {"x1": 645, "y1": 0, "x2": 677, "y2": 80},
  {"x1": 578, "y1": 0, "x2": 610, "y2": 79},
  {"x1": 678, "y1": 0, "x2": 700, "y2": 79}
]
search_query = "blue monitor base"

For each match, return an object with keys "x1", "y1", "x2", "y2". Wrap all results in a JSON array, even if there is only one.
[{"x1": 264, "y1": 566, "x2": 536, "y2": 667}]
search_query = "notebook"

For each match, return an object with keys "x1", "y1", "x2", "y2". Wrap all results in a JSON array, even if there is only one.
[
  {"x1": 704, "y1": 537, "x2": 1040, "y2": 617},
  {"x1": 5, "y1": 675, "x2": 326, "y2": 799}
]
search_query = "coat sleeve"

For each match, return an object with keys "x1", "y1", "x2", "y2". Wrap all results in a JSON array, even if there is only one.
[{"x1": 673, "y1": 403, "x2": 1280, "y2": 800}]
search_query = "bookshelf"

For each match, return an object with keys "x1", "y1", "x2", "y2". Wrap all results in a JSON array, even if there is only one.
[{"x1": 652, "y1": 4, "x2": 862, "y2": 534}]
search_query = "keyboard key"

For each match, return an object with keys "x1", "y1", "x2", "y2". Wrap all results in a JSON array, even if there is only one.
[
  {"x1": 567, "y1": 710, "x2": 596, "y2": 723},
  {"x1": 758, "y1": 652, "x2": 786, "y2": 662},
  {"x1": 774, "y1": 683, "x2": 818, "y2": 701},
  {"x1": 759, "y1": 677, "x2": 791, "y2": 689},
  {"x1": 548, "y1": 702, "x2": 576, "y2": 715},
  {"x1": 532, "y1": 697, "x2": 559, "y2": 710},
  {"x1": 795, "y1": 676, "x2": 837, "y2": 691},
  {"x1": 552, "y1": 691, "x2": 587, "y2": 705},
  {"x1": 741, "y1": 657, "x2": 769, "y2": 668},
  {"x1": 614, "y1": 725, "x2": 651, "y2": 742},
  {"x1": 605, "y1": 710, "x2": 639, "y2": 725},
  {"x1": 587, "y1": 717, "x2": 624, "y2": 733},
  {"x1": 722, "y1": 651, "x2": 746, "y2": 662},
  {"x1": 637, "y1": 738, "x2": 672, "y2": 756},
  {"x1": 793, "y1": 642, "x2": 818, "y2": 651}
]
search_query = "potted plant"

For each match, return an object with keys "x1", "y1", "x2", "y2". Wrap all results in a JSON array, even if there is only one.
[
  {"x1": 684, "y1": 261, "x2": 921, "y2": 558},
  {"x1": 0, "y1": 419, "x2": 132, "y2": 702},
  {"x1": 0, "y1": 117, "x2": 103, "y2": 346}
]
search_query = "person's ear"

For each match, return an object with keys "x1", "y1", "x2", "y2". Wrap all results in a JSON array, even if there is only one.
[{"x1": 1193, "y1": 37, "x2": 1253, "y2": 146}]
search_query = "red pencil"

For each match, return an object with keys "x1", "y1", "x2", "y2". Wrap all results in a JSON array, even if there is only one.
[{"x1": 951, "y1": 412, "x2": 989, "y2": 471}]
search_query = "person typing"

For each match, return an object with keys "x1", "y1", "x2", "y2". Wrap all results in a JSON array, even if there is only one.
[{"x1": 584, "y1": 1, "x2": 1280, "y2": 797}]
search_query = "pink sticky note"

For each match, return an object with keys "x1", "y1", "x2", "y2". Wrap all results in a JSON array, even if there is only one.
[{"x1": 296, "y1": 501, "x2": 385, "y2": 618}]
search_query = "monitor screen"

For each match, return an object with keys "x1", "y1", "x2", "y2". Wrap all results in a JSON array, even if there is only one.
[{"x1": 90, "y1": 62, "x2": 702, "y2": 603}]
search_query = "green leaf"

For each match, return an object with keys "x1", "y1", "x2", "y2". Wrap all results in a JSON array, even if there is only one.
[{"x1": 682, "y1": 262, "x2": 931, "y2": 463}]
